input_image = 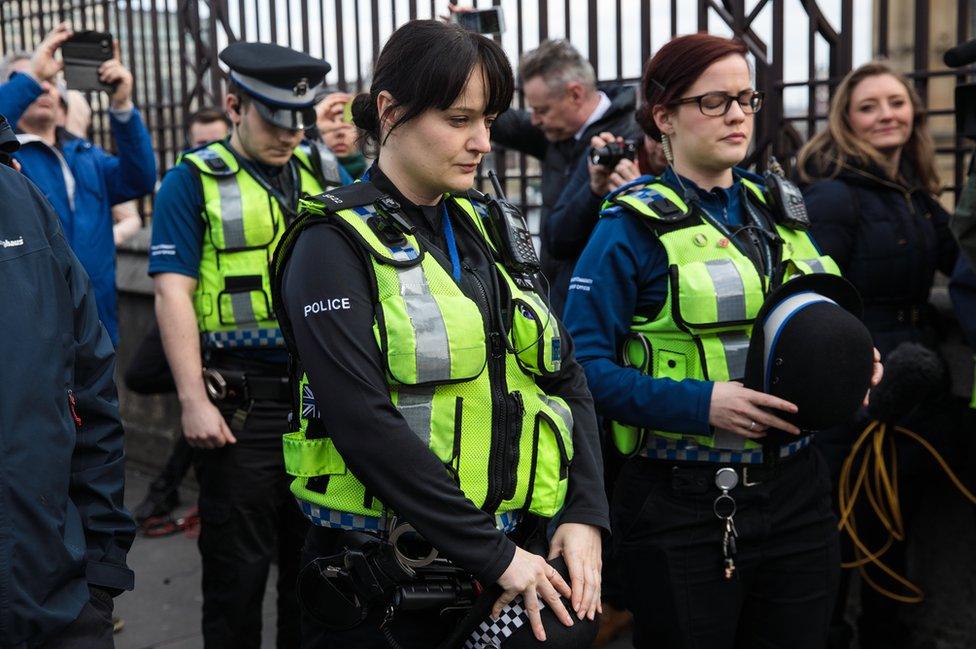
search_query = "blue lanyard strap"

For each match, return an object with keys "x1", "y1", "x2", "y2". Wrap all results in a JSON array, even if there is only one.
[{"x1": 441, "y1": 202, "x2": 462, "y2": 283}]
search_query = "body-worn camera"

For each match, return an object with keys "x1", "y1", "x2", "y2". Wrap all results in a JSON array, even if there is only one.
[{"x1": 589, "y1": 139, "x2": 638, "y2": 168}]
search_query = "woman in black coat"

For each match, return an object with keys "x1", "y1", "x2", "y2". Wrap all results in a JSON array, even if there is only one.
[{"x1": 797, "y1": 61, "x2": 958, "y2": 649}]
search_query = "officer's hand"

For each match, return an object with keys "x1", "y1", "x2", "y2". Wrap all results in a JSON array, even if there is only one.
[
  {"x1": 606, "y1": 157, "x2": 641, "y2": 192},
  {"x1": 549, "y1": 523, "x2": 602, "y2": 621},
  {"x1": 30, "y1": 22, "x2": 73, "y2": 82},
  {"x1": 99, "y1": 41, "x2": 134, "y2": 110},
  {"x1": 708, "y1": 381, "x2": 800, "y2": 438},
  {"x1": 494, "y1": 546, "x2": 574, "y2": 642},
  {"x1": 587, "y1": 132, "x2": 619, "y2": 197},
  {"x1": 181, "y1": 398, "x2": 237, "y2": 449},
  {"x1": 863, "y1": 347, "x2": 884, "y2": 407}
]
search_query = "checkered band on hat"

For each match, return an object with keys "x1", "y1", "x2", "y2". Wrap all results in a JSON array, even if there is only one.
[{"x1": 463, "y1": 594, "x2": 547, "y2": 648}]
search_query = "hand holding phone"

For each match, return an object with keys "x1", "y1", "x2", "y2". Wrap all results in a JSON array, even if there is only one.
[
  {"x1": 445, "y1": 2, "x2": 506, "y2": 35},
  {"x1": 98, "y1": 41, "x2": 134, "y2": 110},
  {"x1": 29, "y1": 22, "x2": 73, "y2": 83}
]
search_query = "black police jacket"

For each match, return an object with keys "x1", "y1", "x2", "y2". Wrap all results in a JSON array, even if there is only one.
[{"x1": 801, "y1": 160, "x2": 958, "y2": 356}]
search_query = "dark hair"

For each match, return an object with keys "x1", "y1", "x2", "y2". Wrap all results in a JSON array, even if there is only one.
[
  {"x1": 351, "y1": 20, "x2": 514, "y2": 149},
  {"x1": 636, "y1": 33, "x2": 749, "y2": 141},
  {"x1": 186, "y1": 106, "x2": 232, "y2": 131},
  {"x1": 226, "y1": 81, "x2": 252, "y2": 110}
]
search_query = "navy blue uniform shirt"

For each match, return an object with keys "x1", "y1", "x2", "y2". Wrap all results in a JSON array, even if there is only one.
[{"x1": 563, "y1": 168, "x2": 754, "y2": 436}]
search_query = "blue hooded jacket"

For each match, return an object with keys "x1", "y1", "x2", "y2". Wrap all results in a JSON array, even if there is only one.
[
  {"x1": 0, "y1": 162, "x2": 134, "y2": 647},
  {"x1": 0, "y1": 72, "x2": 157, "y2": 344}
]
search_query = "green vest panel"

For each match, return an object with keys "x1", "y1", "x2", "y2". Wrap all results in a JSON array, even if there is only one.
[
  {"x1": 605, "y1": 178, "x2": 841, "y2": 459},
  {"x1": 183, "y1": 141, "x2": 325, "y2": 349},
  {"x1": 273, "y1": 187, "x2": 573, "y2": 529}
]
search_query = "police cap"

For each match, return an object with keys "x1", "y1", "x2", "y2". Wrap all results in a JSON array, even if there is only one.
[{"x1": 219, "y1": 42, "x2": 331, "y2": 131}]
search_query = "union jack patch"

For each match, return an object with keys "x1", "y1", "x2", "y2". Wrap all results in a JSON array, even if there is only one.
[{"x1": 301, "y1": 383, "x2": 320, "y2": 420}]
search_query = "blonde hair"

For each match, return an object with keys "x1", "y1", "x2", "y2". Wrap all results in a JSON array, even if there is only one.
[{"x1": 797, "y1": 61, "x2": 940, "y2": 194}]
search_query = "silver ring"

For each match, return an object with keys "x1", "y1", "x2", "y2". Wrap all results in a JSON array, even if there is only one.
[{"x1": 749, "y1": 421, "x2": 756, "y2": 431}]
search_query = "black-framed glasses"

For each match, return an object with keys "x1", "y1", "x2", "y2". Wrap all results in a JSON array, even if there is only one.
[{"x1": 669, "y1": 90, "x2": 765, "y2": 116}]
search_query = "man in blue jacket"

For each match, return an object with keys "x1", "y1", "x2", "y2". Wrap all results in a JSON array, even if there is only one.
[
  {"x1": 0, "y1": 130, "x2": 135, "y2": 648},
  {"x1": 0, "y1": 23, "x2": 158, "y2": 345}
]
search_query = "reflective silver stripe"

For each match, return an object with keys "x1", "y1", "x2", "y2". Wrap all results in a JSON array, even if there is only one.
[
  {"x1": 704, "y1": 259, "x2": 747, "y2": 321},
  {"x1": 215, "y1": 176, "x2": 246, "y2": 248},
  {"x1": 230, "y1": 291, "x2": 257, "y2": 325},
  {"x1": 713, "y1": 428, "x2": 746, "y2": 451},
  {"x1": 397, "y1": 265, "x2": 452, "y2": 382},
  {"x1": 543, "y1": 397, "x2": 574, "y2": 433},
  {"x1": 803, "y1": 258, "x2": 827, "y2": 274},
  {"x1": 762, "y1": 293, "x2": 835, "y2": 390},
  {"x1": 717, "y1": 331, "x2": 749, "y2": 380},
  {"x1": 396, "y1": 386, "x2": 435, "y2": 444}
]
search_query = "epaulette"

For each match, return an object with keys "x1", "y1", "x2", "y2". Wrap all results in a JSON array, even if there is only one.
[
  {"x1": 609, "y1": 181, "x2": 692, "y2": 223},
  {"x1": 182, "y1": 143, "x2": 238, "y2": 176},
  {"x1": 298, "y1": 182, "x2": 422, "y2": 266}
]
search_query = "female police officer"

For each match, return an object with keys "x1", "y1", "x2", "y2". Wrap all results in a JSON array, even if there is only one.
[
  {"x1": 272, "y1": 20, "x2": 607, "y2": 648},
  {"x1": 564, "y1": 34, "x2": 879, "y2": 649}
]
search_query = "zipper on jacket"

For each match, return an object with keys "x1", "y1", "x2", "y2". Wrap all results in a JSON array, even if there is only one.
[
  {"x1": 463, "y1": 261, "x2": 511, "y2": 513},
  {"x1": 67, "y1": 389, "x2": 82, "y2": 428}
]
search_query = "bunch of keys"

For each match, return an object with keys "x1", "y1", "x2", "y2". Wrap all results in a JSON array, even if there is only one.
[{"x1": 714, "y1": 467, "x2": 739, "y2": 580}]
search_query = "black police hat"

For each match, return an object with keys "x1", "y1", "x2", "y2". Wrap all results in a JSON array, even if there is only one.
[
  {"x1": 743, "y1": 273, "x2": 874, "y2": 436},
  {"x1": 219, "y1": 42, "x2": 331, "y2": 131},
  {"x1": 440, "y1": 555, "x2": 598, "y2": 649}
]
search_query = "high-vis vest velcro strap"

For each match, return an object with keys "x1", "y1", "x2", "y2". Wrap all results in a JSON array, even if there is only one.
[
  {"x1": 272, "y1": 184, "x2": 574, "y2": 527},
  {"x1": 184, "y1": 140, "x2": 326, "y2": 348},
  {"x1": 605, "y1": 177, "x2": 840, "y2": 462}
]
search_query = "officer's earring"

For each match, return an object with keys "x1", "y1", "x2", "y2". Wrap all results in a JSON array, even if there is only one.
[{"x1": 661, "y1": 132, "x2": 674, "y2": 165}]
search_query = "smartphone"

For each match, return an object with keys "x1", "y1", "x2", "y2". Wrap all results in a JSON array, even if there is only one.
[
  {"x1": 61, "y1": 31, "x2": 114, "y2": 93},
  {"x1": 452, "y1": 7, "x2": 505, "y2": 35}
]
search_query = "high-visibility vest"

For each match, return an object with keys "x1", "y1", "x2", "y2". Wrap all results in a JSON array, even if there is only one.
[
  {"x1": 605, "y1": 177, "x2": 841, "y2": 462},
  {"x1": 182, "y1": 140, "x2": 330, "y2": 349},
  {"x1": 272, "y1": 183, "x2": 573, "y2": 529}
]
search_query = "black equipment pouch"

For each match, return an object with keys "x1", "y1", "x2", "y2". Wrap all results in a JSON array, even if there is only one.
[{"x1": 763, "y1": 162, "x2": 810, "y2": 230}]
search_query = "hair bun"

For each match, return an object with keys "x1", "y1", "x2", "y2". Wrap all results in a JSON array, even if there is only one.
[{"x1": 350, "y1": 92, "x2": 378, "y2": 135}]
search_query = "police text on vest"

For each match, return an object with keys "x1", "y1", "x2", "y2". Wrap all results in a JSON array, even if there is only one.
[{"x1": 304, "y1": 298, "x2": 351, "y2": 316}]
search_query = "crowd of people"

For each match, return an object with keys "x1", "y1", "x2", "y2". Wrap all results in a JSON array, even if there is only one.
[{"x1": 1, "y1": 11, "x2": 975, "y2": 649}]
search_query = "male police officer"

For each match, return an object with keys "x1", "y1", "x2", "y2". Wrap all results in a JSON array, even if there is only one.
[{"x1": 149, "y1": 43, "x2": 345, "y2": 648}]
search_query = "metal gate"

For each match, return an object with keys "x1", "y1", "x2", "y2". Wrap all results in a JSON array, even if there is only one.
[{"x1": 1, "y1": 0, "x2": 972, "y2": 213}]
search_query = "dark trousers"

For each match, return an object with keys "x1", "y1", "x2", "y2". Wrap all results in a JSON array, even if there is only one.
[
  {"x1": 40, "y1": 589, "x2": 115, "y2": 649},
  {"x1": 613, "y1": 448, "x2": 840, "y2": 649},
  {"x1": 299, "y1": 527, "x2": 454, "y2": 649},
  {"x1": 196, "y1": 398, "x2": 309, "y2": 649}
]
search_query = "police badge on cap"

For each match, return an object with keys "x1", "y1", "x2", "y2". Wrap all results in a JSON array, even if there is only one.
[{"x1": 219, "y1": 42, "x2": 331, "y2": 131}]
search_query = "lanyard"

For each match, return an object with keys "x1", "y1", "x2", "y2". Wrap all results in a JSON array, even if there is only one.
[{"x1": 441, "y1": 203, "x2": 462, "y2": 283}]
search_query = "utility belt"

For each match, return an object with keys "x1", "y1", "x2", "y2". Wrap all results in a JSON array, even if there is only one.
[
  {"x1": 203, "y1": 366, "x2": 290, "y2": 430},
  {"x1": 297, "y1": 522, "x2": 478, "y2": 633},
  {"x1": 297, "y1": 518, "x2": 568, "y2": 648}
]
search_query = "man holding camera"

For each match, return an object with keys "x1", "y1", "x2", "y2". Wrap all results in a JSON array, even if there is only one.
[
  {"x1": 489, "y1": 39, "x2": 640, "y2": 315},
  {"x1": 150, "y1": 42, "x2": 343, "y2": 648},
  {"x1": 0, "y1": 22, "x2": 157, "y2": 346}
]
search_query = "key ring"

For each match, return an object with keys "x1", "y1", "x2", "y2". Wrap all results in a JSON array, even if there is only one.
[{"x1": 713, "y1": 493, "x2": 736, "y2": 520}]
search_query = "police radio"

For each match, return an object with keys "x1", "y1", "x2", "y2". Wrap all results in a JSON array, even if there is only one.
[
  {"x1": 484, "y1": 170, "x2": 541, "y2": 274},
  {"x1": 763, "y1": 157, "x2": 810, "y2": 230}
]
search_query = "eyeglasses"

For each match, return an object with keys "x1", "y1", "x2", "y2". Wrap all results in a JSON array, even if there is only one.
[{"x1": 669, "y1": 90, "x2": 765, "y2": 116}]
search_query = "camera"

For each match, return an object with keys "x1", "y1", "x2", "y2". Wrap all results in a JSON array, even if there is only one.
[{"x1": 589, "y1": 139, "x2": 638, "y2": 168}]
